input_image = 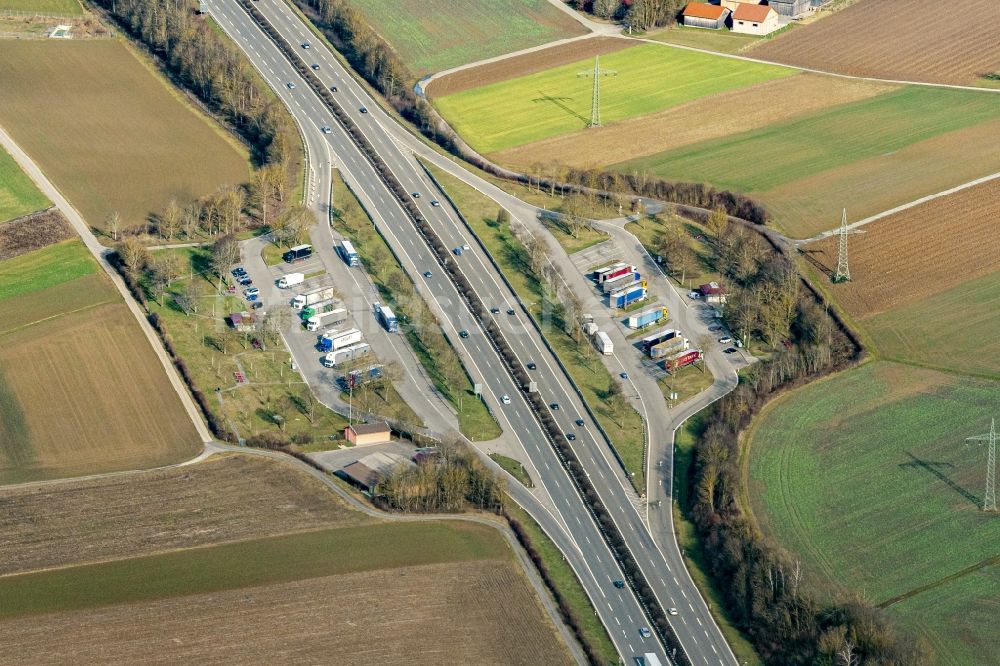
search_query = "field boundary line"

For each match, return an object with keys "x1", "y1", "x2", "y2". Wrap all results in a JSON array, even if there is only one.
[
  {"x1": 0, "y1": 123, "x2": 213, "y2": 444},
  {"x1": 878, "y1": 551, "x2": 1000, "y2": 609},
  {"x1": 0, "y1": 297, "x2": 118, "y2": 337},
  {"x1": 799, "y1": 170, "x2": 1000, "y2": 243}
]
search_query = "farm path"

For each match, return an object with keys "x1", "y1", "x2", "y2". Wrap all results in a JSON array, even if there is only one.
[
  {"x1": 0, "y1": 122, "x2": 214, "y2": 445},
  {"x1": 798, "y1": 170, "x2": 1000, "y2": 244}
]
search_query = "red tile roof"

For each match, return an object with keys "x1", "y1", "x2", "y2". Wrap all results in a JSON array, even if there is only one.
[
  {"x1": 733, "y1": 3, "x2": 773, "y2": 22},
  {"x1": 682, "y1": 2, "x2": 729, "y2": 20}
]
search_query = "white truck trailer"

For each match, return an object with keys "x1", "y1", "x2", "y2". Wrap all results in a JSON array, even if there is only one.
[
  {"x1": 277, "y1": 272, "x2": 304, "y2": 288},
  {"x1": 594, "y1": 330, "x2": 614, "y2": 355},
  {"x1": 306, "y1": 307, "x2": 348, "y2": 332}
]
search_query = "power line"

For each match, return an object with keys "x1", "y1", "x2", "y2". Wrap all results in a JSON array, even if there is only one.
[{"x1": 577, "y1": 56, "x2": 617, "y2": 128}]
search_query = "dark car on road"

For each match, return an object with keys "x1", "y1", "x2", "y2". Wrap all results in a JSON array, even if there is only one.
[
  {"x1": 527, "y1": 362, "x2": 536, "y2": 370},
  {"x1": 613, "y1": 580, "x2": 625, "y2": 589}
]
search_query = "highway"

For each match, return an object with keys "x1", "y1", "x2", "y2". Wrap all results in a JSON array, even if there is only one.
[{"x1": 206, "y1": 1, "x2": 735, "y2": 663}]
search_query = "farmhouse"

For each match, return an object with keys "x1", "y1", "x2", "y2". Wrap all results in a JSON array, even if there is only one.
[
  {"x1": 228, "y1": 312, "x2": 256, "y2": 333},
  {"x1": 682, "y1": 3, "x2": 731, "y2": 30},
  {"x1": 345, "y1": 421, "x2": 392, "y2": 446},
  {"x1": 699, "y1": 281, "x2": 728, "y2": 304},
  {"x1": 731, "y1": 3, "x2": 780, "y2": 35}
]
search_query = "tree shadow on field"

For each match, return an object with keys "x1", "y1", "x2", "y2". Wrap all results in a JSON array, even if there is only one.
[
  {"x1": 532, "y1": 91, "x2": 588, "y2": 125},
  {"x1": 899, "y1": 451, "x2": 980, "y2": 508}
]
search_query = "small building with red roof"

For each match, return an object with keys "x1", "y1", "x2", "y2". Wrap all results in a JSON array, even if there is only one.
[
  {"x1": 681, "y1": 2, "x2": 731, "y2": 30},
  {"x1": 731, "y1": 2, "x2": 780, "y2": 35}
]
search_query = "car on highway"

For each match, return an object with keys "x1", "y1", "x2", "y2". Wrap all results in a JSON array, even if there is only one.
[
  {"x1": 430, "y1": 200, "x2": 440, "y2": 207},
  {"x1": 453, "y1": 246, "x2": 463, "y2": 256},
  {"x1": 724, "y1": 347, "x2": 737, "y2": 354},
  {"x1": 507, "y1": 308, "x2": 516, "y2": 316},
  {"x1": 526, "y1": 362, "x2": 536, "y2": 370},
  {"x1": 301, "y1": 42, "x2": 310, "y2": 49},
  {"x1": 575, "y1": 418, "x2": 585, "y2": 427},
  {"x1": 412, "y1": 192, "x2": 421, "y2": 198},
  {"x1": 613, "y1": 580, "x2": 625, "y2": 589},
  {"x1": 286, "y1": 82, "x2": 295, "y2": 89},
  {"x1": 501, "y1": 394, "x2": 511, "y2": 405},
  {"x1": 566, "y1": 432, "x2": 576, "y2": 441},
  {"x1": 330, "y1": 85, "x2": 338, "y2": 92},
  {"x1": 490, "y1": 307, "x2": 500, "y2": 314},
  {"x1": 311, "y1": 63, "x2": 320, "y2": 70},
  {"x1": 359, "y1": 107, "x2": 368, "y2": 113},
  {"x1": 620, "y1": 372, "x2": 629, "y2": 380},
  {"x1": 668, "y1": 607, "x2": 679, "y2": 616},
  {"x1": 321, "y1": 126, "x2": 332, "y2": 134},
  {"x1": 550, "y1": 403, "x2": 559, "y2": 411},
  {"x1": 718, "y1": 336, "x2": 732, "y2": 344},
  {"x1": 423, "y1": 271, "x2": 432, "y2": 278},
  {"x1": 459, "y1": 330, "x2": 469, "y2": 339},
  {"x1": 243, "y1": 287, "x2": 259, "y2": 298},
  {"x1": 462, "y1": 243, "x2": 471, "y2": 251},
  {"x1": 639, "y1": 627, "x2": 652, "y2": 639}
]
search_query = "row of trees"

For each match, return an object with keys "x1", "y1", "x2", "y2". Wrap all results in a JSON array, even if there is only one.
[{"x1": 569, "y1": 0, "x2": 686, "y2": 30}]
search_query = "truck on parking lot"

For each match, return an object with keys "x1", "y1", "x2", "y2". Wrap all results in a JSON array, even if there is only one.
[
  {"x1": 292, "y1": 286, "x2": 336, "y2": 310},
  {"x1": 318, "y1": 327, "x2": 362, "y2": 352},
  {"x1": 594, "y1": 263, "x2": 635, "y2": 284},
  {"x1": 627, "y1": 306, "x2": 668, "y2": 330},
  {"x1": 374, "y1": 303, "x2": 398, "y2": 332},
  {"x1": 664, "y1": 348, "x2": 703, "y2": 372},
  {"x1": 306, "y1": 307, "x2": 347, "y2": 332},
  {"x1": 278, "y1": 272, "x2": 305, "y2": 288},
  {"x1": 282, "y1": 244, "x2": 313, "y2": 263},
  {"x1": 321, "y1": 342, "x2": 370, "y2": 367},
  {"x1": 649, "y1": 336, "x2": 688, "y2": 359},
  {"x1": 300, "y1": 299, "x2": 341, "y2": 320},
  {"x1": 594, "y1": 330, "x2": 614, "y2": 355},
  {"x1": 608, "y1": 281, "x2": 647, "y2": 309},
  {"x1": 602, "y1": 271, "x2": 641, "y2": 294},
  {"x1": 640, "y1": 327, "x2": 679, "y2": 352}
]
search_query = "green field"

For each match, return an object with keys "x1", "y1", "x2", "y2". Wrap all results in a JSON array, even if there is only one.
[
  {"x1": 0, "y1": 239, "x2": 96, "y2": 302},
  {"x1": 0, "y1": 145, "x2": 48, "y2": 223},
  {"x1": 645, "y1": 24, "x2": 766, "y2": 55},
  {"x1": 747, "y1": 361, "x2": 1000, "y2": 662},
  {"x1": 348, "y1": 0, "x2": 585, "y2": 76},
  {"x1": 435, "y1": 43, "x2": 792, "y2": 154},
  {"x1": 618, "y1": 86, "x2": 1000, "y2": 193},
  {"x1": 0, "y1": 0, "x2": 81, "y2": 14},
  {"x1": 0, "y1": 40, "x2": 248, "y2": 231},
  {"x1": 0, "y1": 521, "x2": 505, "y2": 618},
  {"x1": 863, "y1": 271, "x2": 1000, "y2": 379}
]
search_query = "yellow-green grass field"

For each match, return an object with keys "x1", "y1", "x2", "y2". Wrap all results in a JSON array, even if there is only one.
[
  {"x1": 434, "y1": 42, "x2": 792, "y2": 154},
  {"x1": 0, "y1": 145, "x2": 48, "y2": 224},
  {"x1": 0, "y1": 0, "x2": 81, "y2": 14},
  {"x1": 616, "y1": 86, "x2": 1000, "y2": 238},
  {"x1": 747, "y1": 361, "x2": 1000, "y2": 664},
  {"x1": 0, "y1": 242, "x2": 201, "y2": 484},
  {"x1": 0, "y1": 40, "x2": 248, "y2": 232},
  {"x1": 347, "y1": 0, "x2": 585, "y2": 76},
  {"x1": 645, "y1": 23, "x2": 767, "y2": 55}
]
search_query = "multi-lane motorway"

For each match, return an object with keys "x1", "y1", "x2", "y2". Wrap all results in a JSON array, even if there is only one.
[{"x1": 206, "y1": 1, "x2": 736, "y2": 663}]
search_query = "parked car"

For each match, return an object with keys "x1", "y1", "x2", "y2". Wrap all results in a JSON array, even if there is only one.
[
  {"x1": 238, "y1": 276, "x2": 253, "y2": 286},
  {"x1": 250, "y1": 301, "x2": 264, "y2": 310},
  {"x1": 718, "y1": 336, "x2": 732, "y2": 344},
  {"x1": 688, "y1": 291, "x2": 700, "y2": 300},
  {"x1": 501, "y1": 394, "x2": 511, "y2": 405},
  {"x1": 724, "y1": 347, "x2": 737, "y2": 354},
  {"x1": 244, "y1": 287, "x2": 260, "y2": 298},
  {"x1": 231, "y1": 266, "x2": 246, "y2": 276}
]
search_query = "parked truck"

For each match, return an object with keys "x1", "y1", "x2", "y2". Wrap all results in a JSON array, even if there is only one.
[
  {"x1": 321, "y1": 342, "x2": 370, "y2": 367},
  {"x1": 338, "y1": 240, "x2": 359, "y2": 267},
  {"x1": 595, "y1": 263, "x2": 635, "y2": 284},
  {"x1": 592, "y1": 262, "x2": 626, "y2": 282},
  {"x1": 300, "y1": 300, "x2": 340, "y2": 320},
  {"x1": 641, "y1": 327, "x2": 679, "y2": 351},
  {"x1": 282, "y1": 244, "x2": 312, "y2": 263},
  {"x1": 306, "y1": 307, "x2": 347, "y2": 332},
  {"x1": 277, "y1": 272, "x2": 304, "y2": 289},
  {"x1": 317, "y1": 327, "x2": 362, "y2": 352},
  {"x1": 608, "y1": 281, "x2": 647, "y2": 309},
  {"x1": 601, "y1": 271, "x2": 640, "y2": 294},
  {"x1": 374, "y1": 302, "x2": 398, "y2": 333},
  {"x1": 292, "y1": 286, "x2": 336, "y2": 310},
  {"x1": 346, "y1": 364, "x2": 383, "y2": 389},
  {"x1": 627, "y1": 306, "x2": 669, "y2": 330},
  {"x1": 649, "y1": 336, "x2": 688, "y2": 359},
  {"x1": 594, "y1": 330, "x2": 614, "y2": 355},
  {"x1": 582, "y1": 321, "x2": 598, "y2": 336},
  {"x1": 664, "y1": 348, "x2": 703, "y2": 372}
]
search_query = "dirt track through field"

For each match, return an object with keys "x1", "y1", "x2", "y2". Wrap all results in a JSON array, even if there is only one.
[
  {"x1": 806, "y1": 178, "x2": 1000, "y2": 318},
  {"x1": 0, "y1": 560, "x2": 574, "y2": 666},
  {"x1": 0, "y1": 455, "x2": 368, "y2": 576},
  {"x1": 428, "y1": 36, "x2": 632, "y2": 98},
  {"x1": 494, "y1": 74, "x2": 896, "y2": 168},
  {"x1": 754, "y1": 0, "x2": 1000, "y2": 85}
]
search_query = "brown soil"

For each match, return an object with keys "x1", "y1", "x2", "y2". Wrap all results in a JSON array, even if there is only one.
[
  {"x1": 0, "y1": 455, "x2": 368, "y2": 575},
  {"x1": 428, "y1": 36, "x2": 633, "y2": 98},
  {"x1": 0, "y1": 560, "x2": 574, "y2": 666},
  {"x1": 754, "y1": 0, "x2": 1000, "y2": 86},
  {"x1": 0, "y1": 208, "x2": 72, "y2": 261},
  {"x1": 804, "y1": 178, "x2": 1000, "y2": 318},
  {"x1": 494, "y1": 74, "x2": 895, "y2": 169}
]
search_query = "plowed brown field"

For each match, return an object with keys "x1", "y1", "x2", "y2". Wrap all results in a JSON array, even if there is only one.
[
  {"x1": 754, "y1": 0, "x2": 1000, "y2": 85},
  {"x1": 806, "y1": 178, "x2": 1000, "y2": 318},
  {"x1": 0, "y1": 560, "x2": 574, "y2": 666},
  {"x1": 428, "y1": 36, "x2": 632, "y2": 98},
  {"x1": 0, "y1": 455, "x2": 368, "y2": 575}
]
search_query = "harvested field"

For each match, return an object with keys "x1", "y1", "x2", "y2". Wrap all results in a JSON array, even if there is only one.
[
  {"x1": 0, "y1": 40, "x2": 248, "y2": 231},
  {"x1": 806, "y1": 178, "x2": 1000, "y2": 318},
  {"x1": 495, "y1": 74, "x2": 895, "y2": 169},
  {"x1": 347, "y1": 0, "x2": 586, "y2": 77},
  {"x1": 435, "y1": 42, "x2": 791, "y2": 154},
  {"x1": 429, "y1": 36, "x2": 631, "y2": 97},
  {"x1": 754, "y1": 0, "x2": 1000, "y2": 86},
  {"x1": 0, "y1": 208, "x2": 71, "y2": 261},
  {"x1": 0, "y1": 454, "x2": 369, "y2": 575},
  {"x1": 0, "y1": 143, "x2": 48, "y2": 223},
  {"x1": 0, "y1": 301, "x2": 201, "y2": 484},
  {"x1": 0, "y1": 560, "x2": 573, "y2": 666}
]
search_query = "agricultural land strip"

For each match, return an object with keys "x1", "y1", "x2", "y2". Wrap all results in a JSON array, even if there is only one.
[
  {"x1": 0, "y1": 239, "x2": 95, "y2": 303},
  {"x1": 0, "y1": 454, "x2": 369, "y2": 575},
  {"x1": 495, "y1": 74, "x2": 896, "y2": 169},
  {"x1": 0, "y1": 209, "x2": 72, "y2": 262},
  {"x1": 753, "y1": 0, "x2": 1000, "y2": 86},
  {"x1": 746, "y1": 361, "x2": 1000, "y2": 663},
  {"x1": 0, "y1": 1, "x2": 82, "y2": 15},
  {"x1": 345, "y1": 0, "x2": 586, "y2": 77},
  {"x1": 428, "y1": 36, "x2": 631, "y2": 97},
  {"x1": 434, "y1": 42, "x2": 793, "y2": 154},
  {"x1": 0, "y1": 143, "x2": 48, "y2": 223},
  {"x1": 616, "y1": 87, "x2": 1000, "y2": 238},
  {"x1": 0, "y1": 40, "x2": 248, "y2": 231}
]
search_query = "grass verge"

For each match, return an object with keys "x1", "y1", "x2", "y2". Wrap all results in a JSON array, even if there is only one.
[{"x1": 490, "y1": 453, "x2": 533, "y2": 488}]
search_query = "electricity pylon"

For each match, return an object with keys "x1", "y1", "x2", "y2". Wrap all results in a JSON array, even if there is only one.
[
  {"x1": 577, "y1": 56, "x2": 617, "y2": 128},
  {"x1": 834, "y1": 208, "x2": 851, "y2": 282},
  {"x1": 967, "y1": 418, "x2": 997, "y2": 512}
]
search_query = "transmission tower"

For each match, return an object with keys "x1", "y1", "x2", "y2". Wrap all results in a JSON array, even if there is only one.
[
  {"x1": 834, "y1": 208, "x2": 851, "y2": 282},
  {"x1": 967, "y1": 418, "x2": 997, "y2": 512},
  {"x1": 577, "y1": 56, "x2": 617, "y2": 128}
]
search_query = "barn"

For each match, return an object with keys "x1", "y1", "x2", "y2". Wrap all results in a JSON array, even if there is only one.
[
  {"x1": 732, "y1": 2, "x2": 780, "y2": 35},
  {"x1": 682, "y1": 2, "x2": 731, "y2": 29},
  {"x1": 768, "y1": 0, "x2": 811, "y2": 17}
]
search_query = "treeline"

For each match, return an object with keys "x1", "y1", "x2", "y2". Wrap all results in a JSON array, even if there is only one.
[
  {"x1": 687, "y1": 236, "x2": 928, "y2": 664},
  {"x1": 569, "y1": 0, "x2": 685, "y2": 30},
  {"x1": 293, "y1": 0, "x2": 458, "y2": 151},
  {"x1": 373, "y1": 442, "x2": 506, "y2": 513}
]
